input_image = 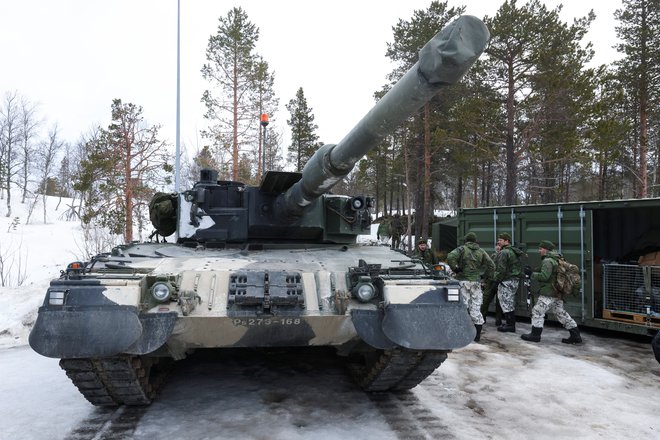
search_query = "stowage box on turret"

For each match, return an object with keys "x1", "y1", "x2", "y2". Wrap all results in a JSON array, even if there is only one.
[{"x1": 29, "y1": 15, "x2": 490, "y2": 406}]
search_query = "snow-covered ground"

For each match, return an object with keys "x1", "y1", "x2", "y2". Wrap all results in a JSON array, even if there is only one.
[
  {"x1": 0, "y1": 196, "x2": 87, "y2": 349},
  {"x1": 0, "y1": 194, "x2": 659, "y2": 439}
]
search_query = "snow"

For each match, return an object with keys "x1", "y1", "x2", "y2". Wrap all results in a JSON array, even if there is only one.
[{"x1": 1, "y1": 195, "x2": 659, "y2": 439}]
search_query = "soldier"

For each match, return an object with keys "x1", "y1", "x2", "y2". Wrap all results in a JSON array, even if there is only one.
[
  {"x1": 390, "y1": 214, "x2": 403, "y2": 250},
  {"x1": 494, "y1": 232, "x2": 525, "y2": 333},
  {"x1": 447, "y1": 232, "x2": 495, "y2": 342},
  {"x1": 413, "y1": 238, "x2": 438, "y2": 266},
  {"x1": 521, "y1": 240, "x2": 582, "y2": 344},
  {"x1": 481, "y1": 243, "x2": 503, "y2": 326},
  {"x1": 376, "y1": 216, "x2": 390, "y2": 246}
]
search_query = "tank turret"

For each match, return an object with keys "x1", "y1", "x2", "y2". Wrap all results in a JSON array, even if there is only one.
[{"x1": 154, "y1": 15, "x2": 489, "y2": 247}]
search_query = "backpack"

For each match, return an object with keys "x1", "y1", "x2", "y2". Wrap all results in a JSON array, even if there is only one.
[
  {"x1": 553, "y1": 256, "x2": 581, "y2": 296},
  {"x1": 149, "y1": 192, "x2": 178, "y2": 237},
  {"x1": 508, "y1": 246, "x2": 527, "y2": 276}
]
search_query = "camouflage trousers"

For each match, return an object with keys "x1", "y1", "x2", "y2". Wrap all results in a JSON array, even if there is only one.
[
  {"x1": 497, "y1": 279, "x2": 519, "y2": 313},
  {"x1": 459, "y1": 281, "x2": 484, "y2": 325},
  {"x1": 531, "y1": 295, "x2": 577, "y2": 329}
]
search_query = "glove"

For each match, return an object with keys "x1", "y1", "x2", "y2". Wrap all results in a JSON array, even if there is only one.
[
  {"x1": 452, "y1": 266, "x2": 463, "y2": 274},
  {"x1": 523, "y1": 265, "x2": 533, "y2": 276}
]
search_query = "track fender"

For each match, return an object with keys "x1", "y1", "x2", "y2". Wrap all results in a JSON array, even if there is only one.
[
  {"x1": 29, "y1": 306, "x2": 177, "y2": 359},
  {"x1": 351, "y1": 286, "x2": 475, "y2": 350}
]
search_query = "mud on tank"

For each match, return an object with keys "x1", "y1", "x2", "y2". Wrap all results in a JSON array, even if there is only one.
[{"x1": 29, "y1": 15, "x2": 490, "y2": 406}]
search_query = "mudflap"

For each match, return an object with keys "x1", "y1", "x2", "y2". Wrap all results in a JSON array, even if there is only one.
[
  {"x1": 351, "y1": 303, "x2": 475, "y2": 350},
  {"x1": 350, "y1": 309, "x2": 397, "y2": 349},
  {"x1": 382, "y1": 303, "x2": 475, "y2": 350},
  {"x1": 29, "y1": 306, "x2": 176, "y2": 359},
  {"x1": 126, "y1": 312, "x2": 178, "y2": 355}
]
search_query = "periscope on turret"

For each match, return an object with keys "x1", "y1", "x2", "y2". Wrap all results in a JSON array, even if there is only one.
[{"x1": 29, "y1": 16, "x2": 490, "y2": 406}]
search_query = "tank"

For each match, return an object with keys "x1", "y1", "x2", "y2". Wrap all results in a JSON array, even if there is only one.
[{"x1": 29, "y1": 15, "x2": 490, "y2": 406}]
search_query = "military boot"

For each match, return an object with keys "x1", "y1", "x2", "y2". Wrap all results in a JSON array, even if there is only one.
[
  {"x1": 497, "y1": 312, "x2": 516, "y2": 332},
  {"x1": 561, "y1": 327, "x2": 582, "y2": 344},
  {"x1": 495, "y1": 302, "x2": 503, "y2": 326},
  {"x1": 474, "y1": 324, "x2": 483, "y2": 342},
  {"x1": 521, "y1": 326, "x2": 543, "y2": 342}
]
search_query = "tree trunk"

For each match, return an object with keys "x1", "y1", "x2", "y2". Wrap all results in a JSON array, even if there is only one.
[
  {"x1": 125, "y1": 147, "x2": 133, "y2": 243},
  {"x1": 403, "y1": 139, "x2": 413, "y2": 252},
  {"x1": 505, "y1": 61, "x2": 517, "y2": 205},
  {"x1": 638, "y1": 0, "x2": 649, "y2": 198},
  {"x1": 456, "y1": 175, "x2": 463, "y2": 211},
  {"x1": 4, "y1": 176, "x2": 10, "y2": 217},
  {"x1": 422, "y1": 103, "x2": 431, "y2": 240},
  {"x1": 232, "y1": 60, "x2": 239, "y2": 181}
]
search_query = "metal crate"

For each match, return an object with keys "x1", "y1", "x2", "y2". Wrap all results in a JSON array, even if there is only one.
[{"x1": 602, "y1": 263, "x2": 660, "y2": 315}]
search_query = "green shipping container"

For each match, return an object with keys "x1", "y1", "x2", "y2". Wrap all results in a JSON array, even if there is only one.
[{"x1": 440, "y1": 198, "x2": 660, "y2": 336}]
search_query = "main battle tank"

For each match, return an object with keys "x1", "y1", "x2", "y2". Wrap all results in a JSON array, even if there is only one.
[{"x1": 29, "y1": 15, "x2": 490, "y2": 406}]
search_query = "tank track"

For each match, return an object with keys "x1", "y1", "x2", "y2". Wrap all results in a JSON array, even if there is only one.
[
  {"x1": 350, "y1": 348, "x2": 448, "y2": 392},
  {"x1": 60, "y1": 356, "x2": 169, "y2": 406}
]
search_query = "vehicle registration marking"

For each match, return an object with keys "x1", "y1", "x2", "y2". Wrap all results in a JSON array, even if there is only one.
[{"x1": 232, "y1": 318, "x2": 302, "y2": 326}]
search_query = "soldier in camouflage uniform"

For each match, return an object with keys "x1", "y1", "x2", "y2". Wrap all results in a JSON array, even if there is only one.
[
  {"x1": 412, "y1": 238, "x2": 438, "y2": 266},
  {"x1": 481, "y1": 243, "x2": 503, "y2": 326},
  {"x1": 494, "y1": 232, "x2": 524, "y2": 333},
  {"x1": 447, "y1": 232, "x2": 495, "y2": 342},
  {"x1": 376, "y1": 216, "x2": 391, "y2": 246},
  {"x1": 521, "y1": 240, "x2": 582, "y2": 344},
  {"x1": 390, "y1": 214, "x2": 403, "y2": 250}
]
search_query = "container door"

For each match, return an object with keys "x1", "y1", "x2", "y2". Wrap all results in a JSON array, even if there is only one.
[{"x1": 517, "y1": 206, "x2": 592, "y2": 323}]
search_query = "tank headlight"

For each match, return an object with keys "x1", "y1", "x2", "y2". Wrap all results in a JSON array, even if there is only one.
[
  {"x1": 353, "y1": 282, "x2": 376, "y2": 302},
  {"x1": 151, "y1": 282, "x2": 172, "y2": 302}
]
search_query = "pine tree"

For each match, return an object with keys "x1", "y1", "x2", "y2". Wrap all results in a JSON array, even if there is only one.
[
  {"x1": 485, "y1": 0, "x2": 595, "y2": 204},
  {"x1": 202, "y1": 7, "x2": 264, "y2": 181},
  {"x1": 74, "y1": 99, "x2": 171, "y2": 243},
  {"x1": 286, "y1": 87, "x2": 319, "y2": 172},
  {"x1": 385, "y1": 1, "x2": 464, "y2": 239},
  {"x1": 614, "y1": 0, "x2": 660, "y2": 197},
  {"x1": 57, "y1": 154, "x2": 73, "y2": 198},
  {"x1": 526, "y1": 7, "x2": 595, "y2": 203},
  {"x1": 253, "y1": 57, "x2": 279, "y2": 180},
  {"x1": 583, "y1": 68, "x2": 629, "y2": 199}
]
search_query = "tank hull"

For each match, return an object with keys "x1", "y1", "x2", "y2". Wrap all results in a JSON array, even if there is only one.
[{"x1": 30, "y1": 245, "x2": 474, "y2": 360}]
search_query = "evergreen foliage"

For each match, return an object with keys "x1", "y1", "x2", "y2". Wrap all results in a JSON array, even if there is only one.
[
  {"x1": 286, "y1": 87, "x2": 319, "y2": 172},
  {"x1": 201, "y1": 7, "x2": 280, "y2": 183},
  {"x1": 614, "y1": 0, "x2": 660, "y2": 197}
]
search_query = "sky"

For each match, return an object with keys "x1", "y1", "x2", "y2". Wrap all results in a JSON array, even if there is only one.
[
  {"x1": 0, "y1": 195, "x2": 659, "y2": 439},
  {"x1": 1, "y1": 0, "x2": 622, "y2": 178}
]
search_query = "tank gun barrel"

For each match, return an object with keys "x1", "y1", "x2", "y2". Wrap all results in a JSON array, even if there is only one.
[{"x1": 276, "y1": 15, "x2": 489, "y2": 220}]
